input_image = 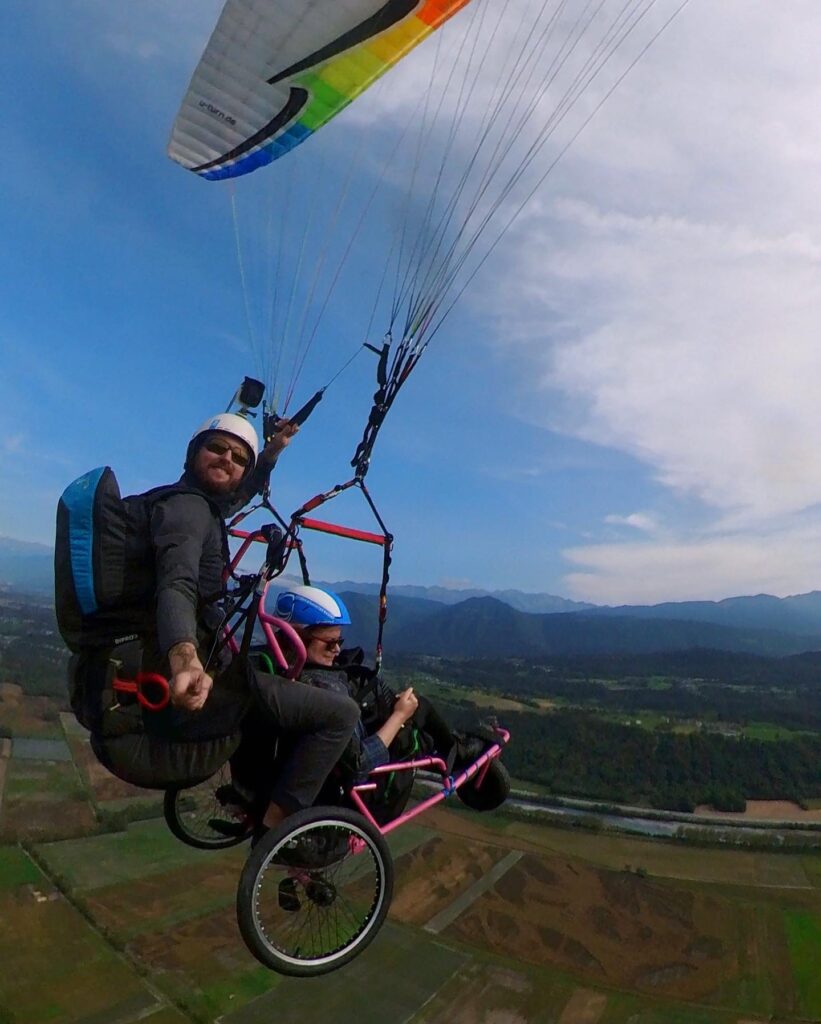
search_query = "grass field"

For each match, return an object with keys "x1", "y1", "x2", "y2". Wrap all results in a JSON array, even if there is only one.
[
  {"x1": 220, "y1": 921, "x2": 469, "y2": 1024},
  {"x1": 445, "y1": 851, "x2": 745, "y2": 1004},
  {"x1": 599, "y1": 993, "x2": 745, "y2": 1023},
  {"x1": 742, "y1": 722, "x2": 815, "y2": 741},
  {"x1": 86, "y1": 851, "x2": 245, "y2": 939},
  {"x1": 0, "y1": 796, "x2": 97, "y2": 843},
  {"x1": 401, "y1": 675, "x2": 553, "y2": 714},
  {"x1": 0, "y1": 692, "x2": 64, "y2": 740},
  {"x1": 783, "y1": 909, "x2": 821, "y2": 1017},
  {"x1": 433, "y1": 802, "x2": 819, "y2": 886},
  {"x1": 0, "y1": 846, "x2": 41, "y2": 889},
  {"x1": 391, "y1": 831, "x2": 513, "y2": 925},
  {"x1": 801, "y1": 854, "x2": 821, "y2": 889},
  {"x1": 496, "y1": 816, "x2": 815, "y2": 888},
  {"x1": 414, "y1": 957, "x2": 578, "y2": 1024},
  {"x1": 3, "y1": 741, "x2": 818, "y2": 1024},
  {"x1": 134, "y1": 1009, "x2": 191, "y2": 1024},
  {"x1": 0, "y1": 754, "x2": 96, "y2": 843},
  {"x1": 3, "y1": 758, "x2": 85, "y2": 802},
  {"x1": 38, "y1": 817, "x2": 229, "y2": 890},
  {"x1": 411, "y1": 947, "x2": 784, "y2": 1024},
  {"x1": 0, "y1": 848, "x2": 160, "y2": 1024},
  {"x1": 7, "y1": 816, "x2": 818, "y2": 1024}
]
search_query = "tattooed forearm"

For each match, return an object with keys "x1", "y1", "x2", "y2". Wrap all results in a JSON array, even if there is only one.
[{"x1": 168, "y1": 642, "x2": 200, "y2": 673}]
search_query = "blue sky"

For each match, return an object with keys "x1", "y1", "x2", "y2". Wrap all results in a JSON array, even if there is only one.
[{"x1": 5, "y1": 2, "x2": 821, "y2": 604}]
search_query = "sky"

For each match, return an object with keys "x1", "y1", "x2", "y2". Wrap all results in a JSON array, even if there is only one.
[{"x1": 3, "y1": 1, "x2": 821, "y2": 606}]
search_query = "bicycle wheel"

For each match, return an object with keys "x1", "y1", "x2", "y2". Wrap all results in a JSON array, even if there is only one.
[
  {"x1": 236, "y1": 805, "x2": 393, "y2": 977},
  {"x1": 456, "y1": 758, "x2": 510, "y2": 812},
  {"x1": 164, "y1": 764, "x2": 254, "y2": 850}
]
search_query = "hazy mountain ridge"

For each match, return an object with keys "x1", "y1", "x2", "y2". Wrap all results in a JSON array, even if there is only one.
[
  {"x1": 340, "y1": 593, "x2": 821, "y2": 659},
  {"x1": 586, "y1": 592, "x2": 821, "y2": 637},
  {"x1": 0, "y1": 536, "x2": 54, "y2": 594},
  {"x1": 4, "y1": 534, "x2": 821, "y2": 656},
  {"x1": 315, "y1": 578, "x2": 593, "y2": 614}
]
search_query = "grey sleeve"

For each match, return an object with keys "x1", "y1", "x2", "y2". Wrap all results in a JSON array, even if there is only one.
[{"x1": 150, "y1": 494, "x2": 216, "y2": 655}]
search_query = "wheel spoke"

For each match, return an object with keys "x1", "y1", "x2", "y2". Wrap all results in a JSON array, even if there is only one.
[
  {"x1": 164, "y1": 765, "x2": 254, "y2": 849},
  {"x1": 238, "y1": 807, "x2": 393, "y2": 975}
]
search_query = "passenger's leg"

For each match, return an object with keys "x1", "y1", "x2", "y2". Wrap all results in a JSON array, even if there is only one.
[
  {"x1": 413, "y1": 695, "x2": 457, "y2": 755},
  {"x1": 412, "y1": 696, "x2": 490, "y2": 767},
  {"x1": 251, "y1": 673, "x2": 359, "y2": 827}
]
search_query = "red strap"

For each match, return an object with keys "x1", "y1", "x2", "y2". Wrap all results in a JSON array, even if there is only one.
[
  {"x1": 299, "y1": 517, "x2": 386, "y2": 546},
  {"x1": 112, "y1": 672, "x2": 170, "y2": 712}
]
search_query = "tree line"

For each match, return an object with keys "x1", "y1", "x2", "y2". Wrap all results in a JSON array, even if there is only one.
[
  {"x1": 392, "y1": 651, "x2": 821, "y2": 731},
  {"x1": 440, "y1": 704, "x2": 820, "y2": 811}
]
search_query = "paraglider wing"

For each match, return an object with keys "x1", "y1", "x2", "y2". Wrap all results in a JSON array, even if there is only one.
[{"x1": 168, "y1": 0, "x2": 473, "y2": 181}]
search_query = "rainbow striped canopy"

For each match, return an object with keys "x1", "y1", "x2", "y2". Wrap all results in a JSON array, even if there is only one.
[{"x1": 168, "y1": 0, "x2": 473, "y2": 181}]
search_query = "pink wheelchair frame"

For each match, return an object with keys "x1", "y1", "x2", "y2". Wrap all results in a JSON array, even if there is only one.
[
  {"x1": 219, "y1": 509, "x2": 511, "y2": 977},
  {"x1": 221, "y1": 550, "x2": 509, "y2": 835}
]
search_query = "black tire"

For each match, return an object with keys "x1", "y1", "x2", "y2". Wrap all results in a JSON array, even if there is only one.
[
  {"x1": 164, "y1": 764, "x2": 253, "y2": 850},
  {"x1": 236, "y1": 805, "x2": 393, "y2": 977},
  {"x1": 456, "y1": 758, "x2": 510, "y2": 812}
]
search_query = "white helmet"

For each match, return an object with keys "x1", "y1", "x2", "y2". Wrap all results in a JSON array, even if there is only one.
[
  {"x1": 190, "y1": 413, "x2": 259, "y2": 468},
  {"x1": 274, "y1": 585, "x2": 351, "y2": 627}
]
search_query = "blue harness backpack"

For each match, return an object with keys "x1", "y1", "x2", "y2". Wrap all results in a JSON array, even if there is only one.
[
  {"x1": 55, "y1": 467, "x2": 150, "y2": 652},
  {"x1": 55, "y1": 467, "x2": 210, "y2": 653}
]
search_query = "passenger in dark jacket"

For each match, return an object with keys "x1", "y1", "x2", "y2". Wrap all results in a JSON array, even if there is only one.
[
  {"x1": 70, "y1": 413, "x2": 359, "y2": 834},
  {"x1": 272, "y1": 585, "x2": 488, "y2": 821}
]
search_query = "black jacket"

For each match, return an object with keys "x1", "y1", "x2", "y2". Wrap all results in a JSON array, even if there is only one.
[
  {"x1": 148, "y1": 488, "x2": 227, "y2": 660},
  {"x1": 144, "y1": 462, "x2": 274, "y2": 668}
]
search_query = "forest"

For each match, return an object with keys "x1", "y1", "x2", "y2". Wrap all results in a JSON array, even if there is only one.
[
  {"x1": 391, "y1": 651, "x2": 821, "y2": 731},
  {"x1": 2, "y1": 592, "x2": 820, "y2": 810},
  {"x1": 387, "y1": 651, "x2": 821, "y2": 810},
  {"x1": 442, "y1": 705, "x2": 820, "y2": 811}
]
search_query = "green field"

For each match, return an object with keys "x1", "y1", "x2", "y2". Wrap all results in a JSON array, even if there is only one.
[
  {"x1": 38, "y1": 817, "x2": 227, "y2": 890},
  {"x1": 0, "y1": 846, "x2": 42, "y2": 890},
  {"x1": 220, "y1": 922, "x2": 468, "y2": 1024},
  {"x1": 0, "y1": 848, "x2": 160, "y2": 1024},
  {"x1": 599, "y1": 995, "x2": 743, "y2": 1023},
  {"x1": 742, "y1": 721, "x2": 818, "y2": 741},
  {"x1": 3, "y1": 759, "x2": 85, "y2": 802},
  {"x1": 802, "y1": 854, "x2": 821, "y2": 889},
  {"x1": 1, "y1": 810, "x2": 818, "y2": 1023},
  {"x1": 784, "y1": 909, "x2": 821, "y2": 1017},
  {"x1": 136, "y1": 1009, "x2": 191, "y2": 1024},
  {"x1": 2, "y1": 719, "x2": 820, "y2": 1024},
  {"x1": 501, "y1": 816, "x2": 815, "y2": 887}
]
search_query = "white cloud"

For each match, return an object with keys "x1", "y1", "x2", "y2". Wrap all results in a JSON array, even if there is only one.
[
  {"x1": 471, "y1": 3, "x2": 821, "y2": 599},
  {"x1": 564, "y1": 520, "x2": 821, "y2": 605},
  {"x1": 604, "y1": 512, "x2": 657, "y2": 532},
  {"x1": 536, "y1": 202, "x2": 821, "y2": 521}
]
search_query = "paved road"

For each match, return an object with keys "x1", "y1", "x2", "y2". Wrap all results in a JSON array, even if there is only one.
[{"x1": 423, "y1": 849, "x2": 523, "y2": 935}]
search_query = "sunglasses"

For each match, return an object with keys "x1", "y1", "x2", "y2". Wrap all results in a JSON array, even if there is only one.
[
  {"x1": 203, "y1": 439, "x2": 250, "y2": 467},
  {"x1": 310, "y1": 635, "x2": 344, "y2": 651}
]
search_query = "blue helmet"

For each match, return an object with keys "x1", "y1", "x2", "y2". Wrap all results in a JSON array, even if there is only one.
[{"x1": 274, "y1": 585, "x2": 351, "y2": 627}]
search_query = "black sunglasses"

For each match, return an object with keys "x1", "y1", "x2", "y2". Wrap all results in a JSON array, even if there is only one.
[
  {"x1": 310, "y1": 635, "x2": 344, "y2": 650},
  {"x1": 203, "y1": 438, "x2": 250, "y2": 467}
]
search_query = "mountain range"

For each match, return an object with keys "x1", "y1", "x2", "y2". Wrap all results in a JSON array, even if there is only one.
[
  {"x1": 4, "y1": 534, "x2": 821, "y2": 658},
  {"x1": 0, "y1": 537, "x2": 53, "y2": 595},
  {"x1": 339, "y1": 592, "x2": 821, "y2": 659},
  {"x1": 314, "y1": 579, "x2": 593, "y2": 614}
]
